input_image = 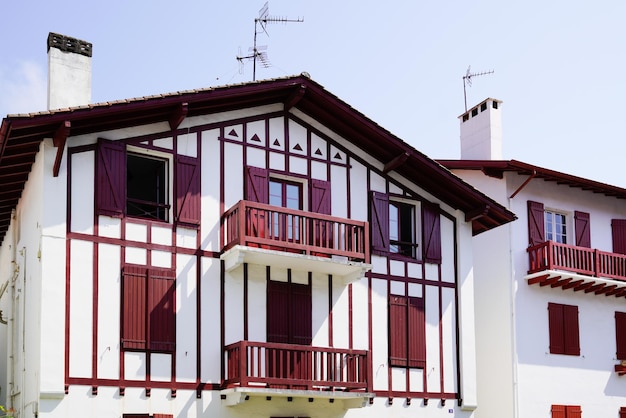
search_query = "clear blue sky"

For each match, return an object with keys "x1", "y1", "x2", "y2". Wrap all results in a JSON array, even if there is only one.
[{"x1": 1, "y1": 1, "x2": 625, "y2": 187}]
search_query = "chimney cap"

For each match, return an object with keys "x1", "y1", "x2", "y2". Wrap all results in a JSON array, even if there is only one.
[{"x1": 47, "y1": 32, "x2": 92, "y2": 57}]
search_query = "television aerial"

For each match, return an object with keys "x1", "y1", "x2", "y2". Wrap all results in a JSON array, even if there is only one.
[
  {"x1": 462, "y1": 66, "x2": 494, "y2": 112},
  {"x1": 237, "y1": 2, "x2": 303, "y2": 81}
]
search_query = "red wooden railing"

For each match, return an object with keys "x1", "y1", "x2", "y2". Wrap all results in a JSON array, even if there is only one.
[
  {"x1": 224, "y1": 341, "x2": 370, "y2": 391},
  {"x1": 223, "y1": 200, "x2": 370, "y2": 262},
  {"x1": 528, "y1": 241, "x2": 626, "y2": 281}
]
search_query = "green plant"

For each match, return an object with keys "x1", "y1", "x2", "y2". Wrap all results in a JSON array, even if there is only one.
[{"x1": 0, "y1": 405, "x2": 14, "y2": 418}]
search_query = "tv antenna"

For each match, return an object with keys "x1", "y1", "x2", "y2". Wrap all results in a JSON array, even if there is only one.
[
  {"x1": 237, "y1": 2, "x2": 304, "y2": 81},
  {"x1": 462, "y1": 66, "x2": 494, "y2": 112}
]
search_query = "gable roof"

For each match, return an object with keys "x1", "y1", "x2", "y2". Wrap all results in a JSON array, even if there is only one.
[
  {"x1": 0, "y1": 74, "x2": 515, "y2": 242},
  {"x1": 437, "y1": 159, "x2": 626, "y2": 200}
]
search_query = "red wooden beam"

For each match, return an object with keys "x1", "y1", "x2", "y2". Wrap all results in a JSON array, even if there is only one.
[
  {"x1": 53, "y1": 120, "x2": 71, "y2": 177},
  {"x1": 573, "y1": 281, "x2": 595, "y2": 292},
  {"x1": 584, "y1": 283, "x2": 606, "y2": 294},
  {"x1": 606, "y1": 286, "x2": 625, "y2": 296},
  {"x1": 562, "y1": 279, "x2": 584, "y2": 290},
  {"x1": 168, "y1": 102, "x2": 188, "y2": 130},
  {"x1": 540, "y1": 276, "x2": 561, "y2": 287},
  {"x1": 551, "y1": 278, "x2": 572, "y2": 288},
  {"x1": 596, "y1": 285, "x2": 617, "y2": 295},
  {"x1": 527, "y1": 274, "x2": 550, "y2": 286}
]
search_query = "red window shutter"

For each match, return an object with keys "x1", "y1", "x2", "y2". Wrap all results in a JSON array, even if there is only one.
[
  {"x1": 122, "y1": 265, "x2": 147, "y2": 350},
  {"x1": 149, "y1": 268, "x2": 176, "y2": 352},
  {"x1": 548, "y1": 303, "x2": 565, "y2": 354},
  {"x1": 616, "y1": 312, "x2": 626, "y2": 360},
  {"x1": 175, "y1": 155, "x2": 200, "y2": 225},
  {"x1": 612, "y1": 219, "x2": 626, "y2": 255},
  {"x1": 422, "y1": 202, "x2": 442, "y2": 264},
  {"x1": 96, "y1": 139, "x2": 125, "y2": 217},
  {"x1": 407, "y1": 296, "x2": 426, "y2": 368},
  {"x1": 245, "y1": 166, "x2": 269, "y2": 203},
  {"x1": 370, "y1": 192, "x2": 389, "y2": 255},
  {"x1": 528, "y1": 200, "x2": 545, "y2": 246},
  {"x1": 389, "y1": 295, "x2": 408, "y2": 367},
  {"x1": 267, "y1": 280, "x2": 291, "y2": 343},
  {"x1": 551, "y1": 405, "x2": 566, "y2": 418},
  {"x1": 310, "y1": 179, "x2": 331, "y2": 214},
  {"x1": 153, "y1": 414, "x2": 173, "y2": 418},
  {"x1": 563, "y1": 304, "x2": 580, "y2": 356},
  {"x1": 290, "y1": 282, "x2": 312, "y2": 346},
  {"x1": 566, "y1": 405, "x2": 581, "y2": 418},
  {"x1": 620, "y1": 406, "x2": 626, "y2": 418},
  {"x1": 574, "y1": 211, "x2": 591, "y2": 248}
]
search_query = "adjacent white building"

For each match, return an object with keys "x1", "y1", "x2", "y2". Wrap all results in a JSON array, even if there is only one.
[
  {"x1": 0, "y1": 34, "x2": 515, "y2": 418},
  {"x1": 440, "y1": 98, "x2": 626, "y2": 418}
]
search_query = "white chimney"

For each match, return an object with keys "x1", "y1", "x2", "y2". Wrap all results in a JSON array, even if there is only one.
[
  {"x1": 459, "y1": 98, "x2": 503, "y2": 160},
  {"x1": 47, "y1": 33, "x2": 92, "y2": 110}
]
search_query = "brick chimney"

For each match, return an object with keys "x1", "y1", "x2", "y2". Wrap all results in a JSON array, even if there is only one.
[
  {"x1": 459, "y1": 98, "x2": 503, "y2": 160},
  {"x1": 47, "y1": 33, "x2": 92, "y2": 110}
]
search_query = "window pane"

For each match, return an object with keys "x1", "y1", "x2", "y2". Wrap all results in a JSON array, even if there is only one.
[
  {"x1": 127, "y1": 154, "x2": 168, "y2": 221},
  {"x1": 269, "y1": 180, "x2": 282, "y2": 206},
  {"x1": 389, "y1": 204, "x2": 399, "y2": 253}
]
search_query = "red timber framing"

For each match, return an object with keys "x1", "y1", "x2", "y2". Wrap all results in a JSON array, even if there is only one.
[
  {"x1": 64, "y1": 134, "x2": 214, "y2": 396},
  {"x1": 50, "y1": 77, "x2": 493, "y2": 403}
]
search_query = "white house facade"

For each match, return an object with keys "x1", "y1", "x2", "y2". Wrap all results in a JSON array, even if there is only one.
[
  {"x1": 0, "y1": 34, "x2": 515, "y2": 418},
  {"x1": 440, "y1": 98, "x2": 626, "y2": 418}
]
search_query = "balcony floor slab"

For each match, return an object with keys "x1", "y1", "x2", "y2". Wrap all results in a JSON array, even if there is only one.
[
  {"x1": 220, "y1": 387, "x2": 374, "y2": 409},
  {"x1": 221, "y1": 245, "x2": 372, "y2": 283}
]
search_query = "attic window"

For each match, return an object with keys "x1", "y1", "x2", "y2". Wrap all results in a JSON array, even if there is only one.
[{"x1": 127, "y1": 153, "x2": 170, "y2": 221}]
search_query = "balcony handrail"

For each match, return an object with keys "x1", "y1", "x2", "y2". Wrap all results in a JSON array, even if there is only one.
[
  {"x1": 223, "y1": 200, "x2": 370, "y2": 262},
  {"x1": 527, "y1": 240, "x2": 626, "y2": 281},
  {"x1": 224, "y1": 340, "x2": 370, "y2": 392}
]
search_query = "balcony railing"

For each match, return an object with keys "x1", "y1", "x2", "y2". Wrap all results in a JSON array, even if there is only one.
[
  {"x1": 224, "y1": 340, "x2": 370, "y2": 391},
  {"x1": 528, "y1": 241, "x2": 626, "y2": 281},
  {"x1": 223, "y1": 200, "x2": 370, "y2": 263}
]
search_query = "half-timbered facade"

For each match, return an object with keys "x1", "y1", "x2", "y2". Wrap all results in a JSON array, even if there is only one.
[
  {"x1": 440, "y1": 98, "x2": 626, "y2": 418},
  {"x1": 0, "y1": 34, "x2": 515, "y2": 418}
]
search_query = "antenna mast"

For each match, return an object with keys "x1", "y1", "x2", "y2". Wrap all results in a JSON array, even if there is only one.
[
  {"x1": 462, "y1": 66, "x2": 494, "y2": 112},
  {"x1": 237, "y1": 2, "x2": 304, "y2": 81}
]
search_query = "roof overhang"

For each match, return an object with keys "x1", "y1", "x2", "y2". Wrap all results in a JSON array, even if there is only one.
[{"x1": 0, "y1": 75, "x2": 516, "y2": 242}]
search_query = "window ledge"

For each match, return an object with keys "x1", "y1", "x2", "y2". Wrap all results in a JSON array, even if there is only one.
[{"x1": 221, "y1": 245, "x2": 371, "y2": 283}]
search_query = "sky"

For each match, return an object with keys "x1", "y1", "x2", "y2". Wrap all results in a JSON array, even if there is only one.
[{"x1": 1, "y1": 1, "x2": 625, "y2": 188}]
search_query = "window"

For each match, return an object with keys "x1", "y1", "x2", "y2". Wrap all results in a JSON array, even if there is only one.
[
  {"x1": 96, "y1": 139, "x2": 200, "y2": 225},
  {"x1": 527, "y1": 201, "x2": 590, "y2": 248},
  {"x1": 545, "y1": 210, "x2": 567, "y2": 244},
  {"x1": 551, "y1": 405, "x2": 581, "y2": 418},
  {"x1": 127, "y1": 153, "x2": 169, "y2": 221},
  {"x1": 121, "y1": 265, "x2": 175, "y2": 352},
  {"x1": 370, "y1": 192, "x2": 441, "y2": 263},
  {"x1": 270, "y1": 178, "x2": 303, "y2": 241},
  {"x1": 389, "y1": 294, "x2": 426, "y2": 368},
  {"x1": 616, "y1": 312, "x2": 626, "y2": 360},
  {"x1": 548, "y1": 302, "x2": 580, "y2": 356},
  {"x1": 389, "y1": 200, "x2": 417, "y2": 257}
]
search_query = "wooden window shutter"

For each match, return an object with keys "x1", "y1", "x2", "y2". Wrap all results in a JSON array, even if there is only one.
[
  {"x1": 548, "y1": 303, "x2": 565, "y2": 354},
  {"x1": 574, "y1": 211, "x2": 591, "y2": 248},
  {"x1": 149, "y1": 268, "x2": 176, "y2": 352},
  {"x1": 267, "y1": 280, "x2": 290, "y2": 343},
  {"x1": 566, "y1": 405, "x2": 582, "y2": 418},
  {"x1": 612, "y1": 219, "x2": 626, "y2": 255},
  {"x1": 616, "y1": 312, "x2": 626, "y2": 360},
  {"x1": 175, "y1": 155, "x2": 200, "y2": 225},
  {"x1": 407, "y1": 296, "x2": 426, "y2": 368},
  {"x1": 551, "y1": 405, "x2": 566, "y2": 418},
  {"x1": 153, "y1": 414, "x2": 173, "y2": 418},
  {"x1": 245, "y1": 166, "x2": 269, "y2": 203},
  {"x1": 620, "y1": 406, "x2": 626, "y2": 418},
  {"x1": 96, "y1": 139, "x2": 125, "y2": 217},
  {"x1": 122, "y1": 265, "x2": 148, "y2": 350},
  {"x1": 290, "y1": 282, "x2": 312, "y2": 346},
  {"x1": 389, "y1": 295, "x2": 408, "y2": 367},
  {"x1": 370, "y1": 192, "x2": 389, "y2": 255},
  {"x1": 422, "y1": 202, "x2": 442, "y2": 264},
  {"x1": 563, "y1": 304, "x2": 580, "y2": 356},
  {"x1": 310, "y1": 179, "x2": 331, "y2": 214},
  {"x1": 528, "y1": 200, "x2": 545, "y2": 246}
]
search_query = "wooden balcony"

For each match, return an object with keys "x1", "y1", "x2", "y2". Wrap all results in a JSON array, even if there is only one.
[
  {"x1": 221, "y1": 201, "x2": 371, "y2": 280},
  {"x1": 526, "y1": 241, "x2": 626, "y2": 298},
  {"x1": 224, "y1": 340, "x2": 370, "y2": 392}
]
